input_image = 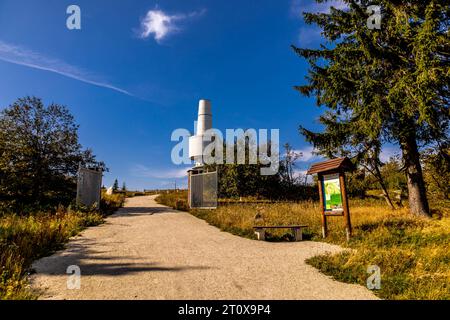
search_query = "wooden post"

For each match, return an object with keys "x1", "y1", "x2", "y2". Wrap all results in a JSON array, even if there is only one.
[
  {"x1": 339, "y1": 172, "x2": 352, "y2": 241},
  {"x1": 317, "y1": 173, "x2": 327, "y2": 238}
]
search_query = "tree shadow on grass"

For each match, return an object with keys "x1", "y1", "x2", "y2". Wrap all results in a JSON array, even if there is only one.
[{"x1": 357, "y1": 218, "x2": 425, "y2": 233}]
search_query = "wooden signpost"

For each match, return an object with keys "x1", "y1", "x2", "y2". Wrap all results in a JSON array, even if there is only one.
[{"x1": 307, "y1": 157, "x2": 354, "y2": 241}]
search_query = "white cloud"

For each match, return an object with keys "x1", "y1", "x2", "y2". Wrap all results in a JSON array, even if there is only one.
[
  {"x1": 139, "y1": 9, "x2": 205, "y2": 42},
  {"x1": 380, "y1": 146, "x2": 400, "y2": 163},
  {"x1": 295, "y1": 145, "x2": 399, "y2": 164},
  {"x1": 294, "y1": 146, "x2": 322, "y2": 162},
  {"x1": 131, "y1": 164, "x2": 189, "y2": 179},
  {"x1": 291, "y1": 168, "x2": 314, "y2": 184},
  {"x1": 0, "y1": 40, "x2": 132, "y2": 96}
]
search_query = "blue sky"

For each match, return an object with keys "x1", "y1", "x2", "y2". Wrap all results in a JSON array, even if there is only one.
[{"x1": 0, "y1": 0, "x2": 396, "y2": 190}]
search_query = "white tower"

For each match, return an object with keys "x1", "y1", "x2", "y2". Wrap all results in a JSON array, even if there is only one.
[{"x1": 189, "y1": 99, "x2": 212, "y2": 167}]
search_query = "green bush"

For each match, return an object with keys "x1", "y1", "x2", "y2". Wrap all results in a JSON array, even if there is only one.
[{"x1": 100, "y1": 193, "x2": 125, "y2": 215}]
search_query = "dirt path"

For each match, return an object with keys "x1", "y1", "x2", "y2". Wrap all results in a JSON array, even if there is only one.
[{"x1": 30, "y1": 195, "x2": 377, "y2": 300}]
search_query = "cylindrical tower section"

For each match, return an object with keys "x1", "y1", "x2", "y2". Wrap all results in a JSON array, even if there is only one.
[
  {"x1": 189, "y1": 99, "x2": 213, "y2": 163},
  {"x1": 196, "y1": 99, "x2": 212, "y2": 135}
]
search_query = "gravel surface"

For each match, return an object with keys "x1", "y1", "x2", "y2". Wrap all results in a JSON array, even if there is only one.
[{"x1": 30, "y1": 195, "x2": 377, "y2": 300}]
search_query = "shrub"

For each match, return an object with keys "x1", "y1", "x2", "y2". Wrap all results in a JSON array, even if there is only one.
[{"x1": 100, "y1": 193, "x2": 125, "y2": 215}]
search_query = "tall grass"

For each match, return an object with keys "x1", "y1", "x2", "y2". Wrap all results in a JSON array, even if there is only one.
[
  {"x1": 308, "y1": 215, "x2": 450, "y2": 299},
  {"x1": 157, "y1": 190, "x2": 449, "y2": 299},
  {"x1": 155, "y1": 191, "x2": 189, "y2": 211},
  {"x1": 100, "y1": 192, "x2": 126, "y2": 214},
  {"x1": 0, "y1": 192, "x2": 125, "y2": 300}
]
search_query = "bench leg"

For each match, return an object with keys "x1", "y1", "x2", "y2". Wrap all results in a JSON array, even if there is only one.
[
  {"x1": 255, "y1": 229, "x2": 265, "y2": 241},
  {"x1": 293, "y1": 228, "x2": 303, "y2": 241}
]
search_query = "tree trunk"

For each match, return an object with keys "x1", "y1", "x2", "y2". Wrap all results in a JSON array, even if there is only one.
[
  {"x1": 363, "y1": 163, "x2": 395, "y2": 210},
  {"x1": 400, "y1": 134, "x2": 431, "y2": 217},
  {"x1": 376, "y1": 169, "x2": 396, "y2": 210}
]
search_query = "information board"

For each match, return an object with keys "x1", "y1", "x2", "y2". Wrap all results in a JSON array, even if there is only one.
[{"x1": 322, "y1": 173, "x2": 343, "y2": 212}]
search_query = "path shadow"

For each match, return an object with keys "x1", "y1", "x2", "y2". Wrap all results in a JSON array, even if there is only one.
[
  {"x1": 111, "y1": 206, "x2": 180, "y2": 217},
  {"x1": 33, "y1": 238, "x2": 212, "y2": 277}
]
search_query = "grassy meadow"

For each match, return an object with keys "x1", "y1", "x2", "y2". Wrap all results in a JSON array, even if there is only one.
[
  {"x1": 0, "y1": 193, "x2": 125, "y2": 300},
  {"x1": 156, "y1": 192, "x2": 450, "y2": 300}
]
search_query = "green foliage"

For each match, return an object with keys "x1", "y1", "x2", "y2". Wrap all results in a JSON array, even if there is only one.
[
  {"x1": 112, "y1": 179, "x2": 119, "y2": 192},
  {"x1": 216, "y1": 163, "x2": 285, "y2": 199},
  {"x1": 380, "y1": 157, "x2": 407, "y2": 191},
  {"x1": 205, "y1": 141, "x2": 317, "y2": 200},
  {"x1": 294, "y1": 1, "x2": 449, "y2": 216},
  {"x1": 346, "y1": 169, "x2": 370, "y2": 198},
  {"x1": 422, "y1": 146, "x2": 450, "y2": 200},
  {"x1": 0, "y1": 97, "x2": 105, "y2": 213}
]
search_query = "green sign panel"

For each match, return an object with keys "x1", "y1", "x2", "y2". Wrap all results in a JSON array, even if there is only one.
[{"x1": 323, "y1": 173, "x2": 343, "y2": 211}]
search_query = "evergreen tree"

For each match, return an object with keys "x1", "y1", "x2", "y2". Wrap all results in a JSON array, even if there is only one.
[
  {"x1": 122, "y1": 182, "x2": 127, "y2": 192},
  {"x1": 421, "y1": 145, "x2": 450, "y2": 200},
  {"x1": 113, "y1": 179, "x2": 119, "y2": 192},
  {"x1": 293, "y1": 1, "x2": 449, "y2": 217}
]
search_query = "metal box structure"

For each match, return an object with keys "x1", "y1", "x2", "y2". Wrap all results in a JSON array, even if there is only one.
[
  {"x1": 187, "y1": 99, "x2": 218, "y2": 209},
  {"x1": 188, "y1": 169, "x2": 217, "y2": 209},
  {"x1": 76, "y1": 167, "x2": 103, "y2": 209}
]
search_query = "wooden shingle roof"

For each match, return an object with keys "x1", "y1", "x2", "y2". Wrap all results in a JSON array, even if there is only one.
[{"x1": 307, "y1": 157, "x2": 354, "y2": 175}]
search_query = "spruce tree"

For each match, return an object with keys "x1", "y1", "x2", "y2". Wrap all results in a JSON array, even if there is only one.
[
  {"x1": 113, "y1": 179, "x2": 119, "y2": 192},
  {"x1": 293, "y1": 0, "x2": 449, "y2": 217}
]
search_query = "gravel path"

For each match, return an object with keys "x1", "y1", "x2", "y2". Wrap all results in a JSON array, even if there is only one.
[{"x1": 30, "y1": 195, "x2": 377, "y2": 300}]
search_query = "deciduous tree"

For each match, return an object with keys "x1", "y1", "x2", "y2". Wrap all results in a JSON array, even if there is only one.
[{"x1": 0, "y1": 97, "x2": 105, "y2": 212}]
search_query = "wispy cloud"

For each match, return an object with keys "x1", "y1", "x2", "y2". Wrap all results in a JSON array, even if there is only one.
[
  {"x1": 0, "y1": 40, "x2": 132, "y2": 96},
  {"x1": 380, "y1": 146, "x2": 400, "y2": 163},
  {"x1": 293, "y1": 168, "x2": 315, "y2": 183},
  {"x1": 291, "y1": 0, "x2": 348, "y2": 46},
  {"x1": 131, "y1": 164, "x2": 189, "y2": 179},
  {"x1": 139, "y1": 8, "x2": 205, "y2": 42},
  {"x1": 294, "y1": 146, "x2": 322, "y2": 162}
]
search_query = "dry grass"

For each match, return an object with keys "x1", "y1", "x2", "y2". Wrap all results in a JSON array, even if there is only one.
[
  {"x1": 100, "y1": 192, "x2": 126, "y2": 214},
  {"x1": 192, "y1": 198, "x2": 410, "y2": 242},
  {"x1": 0, "y1": 210, "x2": 104, "y2": 299},
  {"x1": 308, "y1": 213, "x2": 450, "y2": 300},
  {"x1": 155, "y1": 191, "x2": 189, "y2": 211},
  {"x1": 0, "y1": 192, "x2": 126, "y2": 300}
]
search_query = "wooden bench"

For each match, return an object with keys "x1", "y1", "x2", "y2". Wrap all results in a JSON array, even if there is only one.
[{"x1": 253, "y1": 225, "x2": 308, "y2": 241}]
